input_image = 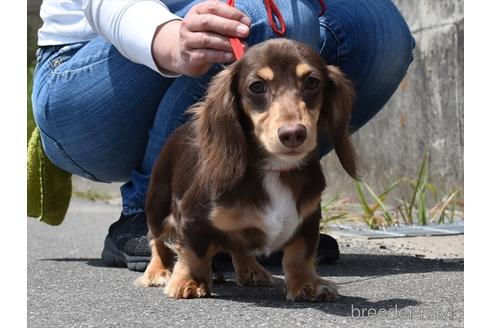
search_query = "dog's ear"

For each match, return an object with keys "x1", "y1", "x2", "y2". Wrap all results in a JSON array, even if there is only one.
[
  {"x1": 191, "y1": 65, "x2": 247, "y2": 195},
  {"x1": 319, "y1": 65, "x2": 358, "y2": 179}
]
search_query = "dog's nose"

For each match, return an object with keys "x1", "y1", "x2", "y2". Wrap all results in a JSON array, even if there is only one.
[{"x1": 278, "y1": 124, "x2": 307, "y2": 148}]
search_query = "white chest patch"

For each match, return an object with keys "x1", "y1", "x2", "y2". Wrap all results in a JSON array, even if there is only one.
[{"x1": 255, "y1": 172, "x2": 300, "y2": 256}]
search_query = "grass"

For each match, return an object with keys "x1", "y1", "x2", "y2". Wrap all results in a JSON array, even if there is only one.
[{"x1": 321, "y1": 151, "x2": 464, "y2": 230}]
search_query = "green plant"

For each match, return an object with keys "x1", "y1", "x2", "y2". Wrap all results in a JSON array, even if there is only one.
[
  {"x1": 322, "y1": 150, "x2": 463, "y2": 230},
  {"x1": 430, "y1": 189, "x2": 462, "y2": 224},
  {"x1": 399, "y1": 149, "x2": 431, "y2": 225},
  {"x1": 353, "y1": 179, "x2": 401, "y2": 229},
  {"x1": 320, "y1": 194, "x2": 351, "y2": 228}
]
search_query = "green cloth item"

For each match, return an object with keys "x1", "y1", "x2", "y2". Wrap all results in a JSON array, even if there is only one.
[{"x1": 27, "y1": 127, "x2": 72, "y2": 226}]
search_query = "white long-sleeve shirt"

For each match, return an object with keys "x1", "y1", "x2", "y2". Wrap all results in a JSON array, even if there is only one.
[{"x1": 37, "y1": 0, "x2": 190, "y2": 75}]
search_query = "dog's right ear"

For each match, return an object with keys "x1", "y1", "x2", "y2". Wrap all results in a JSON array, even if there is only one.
[{"x1": 191, "y1": 65, "x2": 248, "y2": 195}]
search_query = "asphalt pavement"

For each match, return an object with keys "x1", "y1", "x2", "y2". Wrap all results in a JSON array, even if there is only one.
[{"x1": 28, "y1": 198, "x2": 464, "y2": 328}]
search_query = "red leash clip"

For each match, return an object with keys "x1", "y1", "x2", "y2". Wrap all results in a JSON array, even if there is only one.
[{"x1": 227, "y1": 0, "x2": 326, "y2": 60}]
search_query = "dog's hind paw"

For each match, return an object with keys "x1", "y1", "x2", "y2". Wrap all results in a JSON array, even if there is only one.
[
  {"x1": 134, "y1": 269, "x2": 172, "y2": 288},
  {"x1": 286, "y1": 278, "x2": 338, "y2": 302},
  {"x1": 164, "y1": 277, "x2": 210, "y2": 299},
  {"x1": 235, "y1": 266, "x2": 274, "y2": 287}
]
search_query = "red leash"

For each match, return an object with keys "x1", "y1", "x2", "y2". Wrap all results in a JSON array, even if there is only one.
[
  {"x1": 226, "y1": 0, "x2": 245, "y2": 60},
  {"x1": 263, "y1": 0, "x2": 287, "y2": 36},
  {"x1": 227, "y1": 0, "x2": 326, "y2": 60},
  {"x1": 226, "y1": 0, "x2": 246, "y2": 59}
]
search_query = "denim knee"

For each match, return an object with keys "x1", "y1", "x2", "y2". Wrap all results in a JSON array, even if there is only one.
[
  {"x1": 319, "y1": 0, "x2": 415, "y2": 131},
  {"x1": 31, "y1": 38, "x2": 174, "y2": 183},
  {"x1": 321, "y1": 0, "x2": 415, "y2": 82},
  {"x1": 362, "y1": 0, "x2": 415, "y2": 87},
  {"x1": 236, "y1": 0, "x2": 321, "y2": 50}
]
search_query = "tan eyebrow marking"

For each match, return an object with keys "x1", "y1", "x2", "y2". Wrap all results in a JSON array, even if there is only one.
[
  {"x1": 296, "y1": 63, "x2": 311, "y2": 77},
  {"x1": 257, "y1": 66, "x2": 274, "y2": 81}
]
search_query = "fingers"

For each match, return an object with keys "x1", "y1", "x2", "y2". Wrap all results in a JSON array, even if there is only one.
[
  {"x1": 185, "y1": 1, "x2": 250, "y2": 38},
  {"x1": 175, "y1": 0, "x2": 251, "y2": 76},
  {"x1": 179, "y1": 37, "x2": 247, "y2": 76},
  {"x1": 184, "y1": 13, "x2": 250, "y2": 38},
  {"x1": 181, "y1": 31, "x2": 234, "y2": 52},
  {"x1": 193, "y1": 1, "x2": 251, "y2": 26}
]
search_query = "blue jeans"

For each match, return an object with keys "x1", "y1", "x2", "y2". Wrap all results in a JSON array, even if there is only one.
[{"x1": 32, "y1": 0, "x2": 415, "y2": 215}]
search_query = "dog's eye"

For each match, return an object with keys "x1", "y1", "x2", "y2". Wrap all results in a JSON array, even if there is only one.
[
  {"x1": 249, "y1": 81, "x2": 267, "y2": 94},
  {"x1": 304, "y1": 76, "x2": 320, "y2": 90}
]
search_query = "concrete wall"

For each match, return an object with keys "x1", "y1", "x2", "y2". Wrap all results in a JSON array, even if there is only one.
[{"x1": 321, "y1": 0, "x2": 464, "y2": 197}]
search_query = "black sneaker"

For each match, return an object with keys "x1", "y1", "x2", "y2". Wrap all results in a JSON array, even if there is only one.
[
  {"x1": 260, "y1": 233, "x2": 340, "y2": 264},
  {"x1": 101, "y1": 212, "x2": 151, "y2": 272},
  {"x1": 317, "y1": 233, "x2": 341, "y2": 263}
]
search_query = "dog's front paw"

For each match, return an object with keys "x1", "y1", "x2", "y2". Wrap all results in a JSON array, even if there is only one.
[
  {"x1": 285, "y1": 278, "x2": 338, "y2": 302},
  {"x1": 164, "y1": 277, "x2": 210, "y2": 299},
  {"x1": 134, "y1": 268, "x2": 172, "y2": 288},
  {"x1": 235, "y1": 266, "x2": 274, "y2": 287}
]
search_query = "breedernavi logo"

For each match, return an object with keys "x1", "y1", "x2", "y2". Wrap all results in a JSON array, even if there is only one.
[{"x1": 351, "y1": 304, "x2": 454, "y2": 321}]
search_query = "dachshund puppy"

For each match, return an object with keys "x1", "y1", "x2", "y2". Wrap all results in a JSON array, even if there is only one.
[{"x1": 135, "y1": 39, "x2": 357, "y2": 302}]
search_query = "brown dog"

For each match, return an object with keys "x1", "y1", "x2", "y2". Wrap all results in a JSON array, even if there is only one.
[{"x1": 134, "y1": 39, "x2": 357, "y2": 301}]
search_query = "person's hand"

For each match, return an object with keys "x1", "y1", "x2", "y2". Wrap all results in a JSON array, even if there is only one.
[{"x1": 152, "y1": 1, "x2": 251, "y2": 77}]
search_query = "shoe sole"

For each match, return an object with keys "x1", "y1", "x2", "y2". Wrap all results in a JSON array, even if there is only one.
[{"x1": 101, "y1": 235, "x2": 149, "y2": 272}]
